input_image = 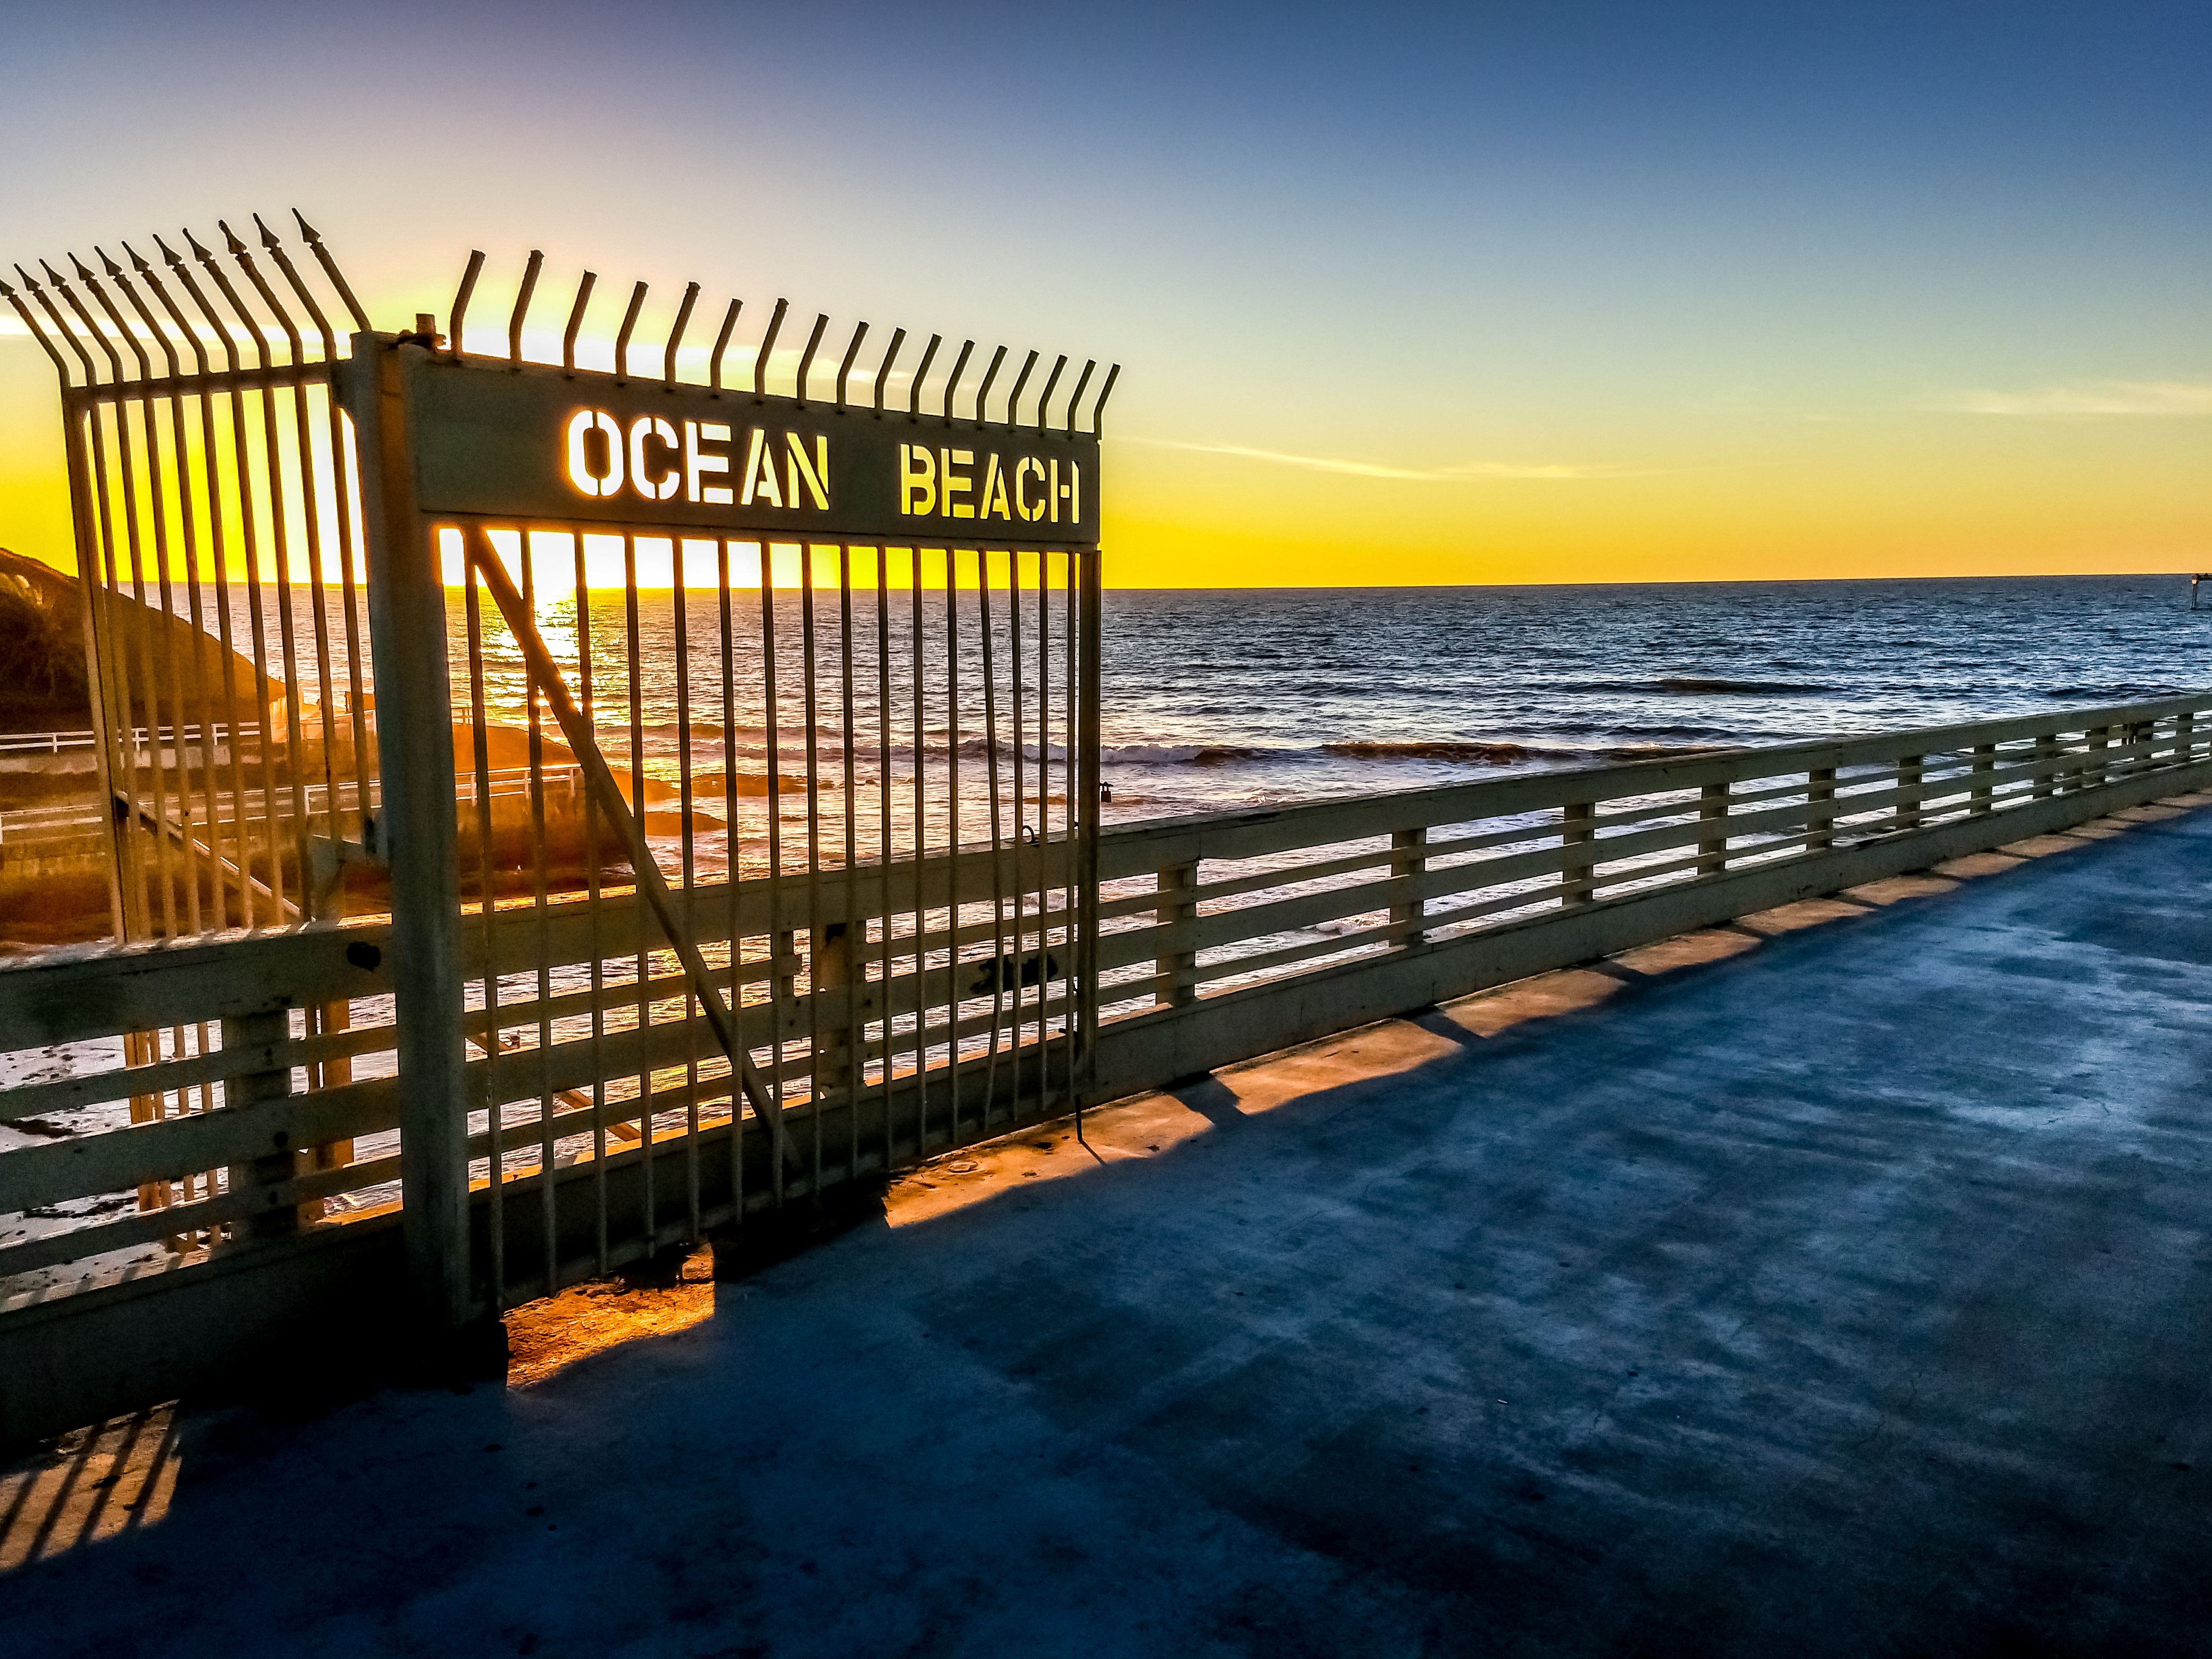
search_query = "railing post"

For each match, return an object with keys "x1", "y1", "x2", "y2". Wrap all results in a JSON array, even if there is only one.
[
  {"x1": 1807, "y1": 767, "x2": 1836, "y2": 850},
  {"x1": 222, "y1": 1000, "x2": 306, "y2": 1240},
  {"x1": 1390, "y1": 826, "x2": 1428, "y2": 947},
  {"x1": 1697, "y1": 784, "x2": 1728, "y2": 874},
  {"x1": 810, "y1": 921, "x2": 856, "y2": 1097},
  {"x1": 1561, "y1": 802, "x2": 1596, "y2": 905},
  {"x1": 1970, "y1": 743, "x2": 1995, "y2": 815},
  {"x1": 342, "y1": 332, "x2": 472, "y2": 1333},
  {"x1": 2034, "y1": 732, "x2": 2058, "y2": 797},
  {"x1": 1155, "y1": 858, "x2": 1199, "y2": 1007},
  {"x1": 2179, "y1": 712, "x2": 2197, "y2": 768},
  {"x1": 2087, "y1": 725, "x2": 2109, "y2": 789},
  {"x1": 1897, "y1": 755, "x2": 1923, "y2": 832}
]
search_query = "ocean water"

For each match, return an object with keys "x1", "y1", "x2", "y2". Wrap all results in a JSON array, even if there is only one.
[{"x1": 1095, "y1": 575, "x2": 2212, "y2": 823}]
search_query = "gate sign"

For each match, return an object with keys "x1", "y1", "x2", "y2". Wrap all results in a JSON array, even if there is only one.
[{"x1": 403, "y1": 356, "x2": 1101, "y2": 545}]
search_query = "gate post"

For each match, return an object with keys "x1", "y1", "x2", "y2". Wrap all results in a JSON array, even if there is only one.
[{"x1": 341, "y1": 333, "x2": 473, "y2": 1333}]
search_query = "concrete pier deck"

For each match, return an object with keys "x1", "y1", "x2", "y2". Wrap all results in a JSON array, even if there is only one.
[{"x1": 6, "y1": 803, "x2": 2212, "y2": 1656}]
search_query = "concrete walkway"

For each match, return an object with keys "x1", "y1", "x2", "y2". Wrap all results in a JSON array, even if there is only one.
[{"x1": 7, "y1": 804, "x2": 2212, "y2": 1656}]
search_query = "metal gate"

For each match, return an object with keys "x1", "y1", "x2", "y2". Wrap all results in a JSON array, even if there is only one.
[{"x1": 6, "y1": 216, "x2": 1115, "y2": 1328}]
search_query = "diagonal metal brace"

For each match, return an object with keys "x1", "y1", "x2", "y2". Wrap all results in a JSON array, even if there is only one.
[{"x1": 464, "y1": 531, "x2": 798, "y2": 1172}]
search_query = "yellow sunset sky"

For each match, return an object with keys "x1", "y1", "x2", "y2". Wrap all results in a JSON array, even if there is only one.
[{"x1": 3, "y1": 1, "x2": 2205, "y2": 589}]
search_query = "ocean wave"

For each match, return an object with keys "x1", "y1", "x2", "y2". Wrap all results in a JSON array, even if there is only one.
[
  {"x1": 2043, "y1": 684, "x2": 2178, "y2": 701},
  {"x1": 1650, "y1": 677, "x2": 1830, "y2": 696},
  {"x1": 1321, "y1": 740, "x2": 1532, "y2": 765}
]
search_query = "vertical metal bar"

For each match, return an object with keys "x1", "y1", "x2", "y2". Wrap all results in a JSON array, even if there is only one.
[
  {"x1": 673, "y1": 546, "x2": 702, "y2": 1242},
  {"x1": 839, "y1": 544, "x2": 859, "y2": 1172},
  {"x1": 760, "y1": 544, "x2": 789, "y2": 1201},
  {"x1": 910, "y1": 544, "x2": 929, "y2": 1149},
  {"x1": 463, "y1": 564, "x2": 503, "y2": 1302},
  {"x1": 1076, "y1": 544, "x2": 1103, "y2": 1105},
  {"x1": 342, "y1": 333, "x2": 472, "y2": 1330},
  {"x1": 975, "y1": 551, "x2": 1009, "y2": 1122},
  {"x1": 875, "y1": 541, "x2": 894, "y2": 1147},
  {"x1": 716, "y1": 540, "x2": 744, "y2": 1224},
  {"x1": 1061, "y1": 550, "x2": 1079, "y2": 1111},
  {"x1": 521, "y1": 541, "x2": 559, "y2": 1294},
  {"x1": 801, "y1": 544, "x2": 825, "y2": 1192},
  {"x1": 579, "y1": 534, "x2": 610, "y2": 1276},
  {"x1": 624, "y1": 534, "x2": 654, "y2": 1231},
  {"x1": 944, "y1": 541, "x2": 967, "y2": 1138}
]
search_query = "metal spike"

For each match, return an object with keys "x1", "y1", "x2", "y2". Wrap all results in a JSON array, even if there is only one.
[
  {"x1": 96, "y1": 247, "x2": 124, "y2": 279},
  {"x1": 219, "y1": 220, "x2": 247, "y2": 256},
  {"x1": 292, "y1": 209, "x2": 322, "y2": 242},
  {"x1": 0, "y1": 274, "x2": 14, "y2": 299},
  {"x1": 153, "y1": 234, "x2": 185, "y2": 269},
  {"x1": 1065, "y1": 360, "x2": 1097, "y2": 437},
  {"x1": 973, "y1": 345, "x2": 1008, "y2": 424},
  {"x1": 614, "y1": 279, "x2": 648, "y2": 380},
  {"x1": 183, "y1": 229, "x2": 214, "y2": 262},
  {"x1": 14, "y1": 264, "x2": 40, "y2": 289},
  {"x1": 253, "y1": 213, "x2": 283, "y2": 250},
  {"x1": 67, "y1": 255, "x2": 95, "y2": 283},
  {"x1": 834, "y1": 320, "x2": 869, "y2": 409},
  {"x1": 793, "y1": 311, "x2": 828, "y2": 405},
  {"x1": 1006, "y1": 350, "x2": 1041, "y2": 426},
  {"x1": 123, "y1": 241, "x2": 153, "y2": 274},
  {"x1": 908, "y1": 333, "x2": 942, "y2": 420},
  {"x1": 1090, "y1": 363, "x2": 1122, "y2": 435},
  {"x1": 563, "y1": 271, "x2": 598, "y2": 374},
  {"x1": 753, "y1": 297, "x2": 789, "y2": 398},
  {"x1": 709, "y1": 297, "x2": 742, "y2": 391},
  {"x1": 664, "y1": 279, "x2": 700, "y2": 388},
  {"x1": 941, "y1": 339, "x2": 975, "y2": 422},
  {"x1": 510, "y1": 249, "x2": 545, "y2": 366},
  {"x1": 449, "y1": 249, "x2": 486, "y2": 362}
]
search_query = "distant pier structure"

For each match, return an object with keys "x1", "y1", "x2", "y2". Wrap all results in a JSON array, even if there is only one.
[{"x1": 2193, "y1": 574, "x2": 2212, "y2": 609}]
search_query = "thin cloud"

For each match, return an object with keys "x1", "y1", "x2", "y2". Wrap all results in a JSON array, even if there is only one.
[
  {"x1": 1930, "y1": 381, "x2": 2212, "y2": 417},
  {"x1": 1124, "y1": 435, "x2": 1656, "y2": 480}
]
